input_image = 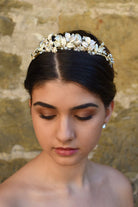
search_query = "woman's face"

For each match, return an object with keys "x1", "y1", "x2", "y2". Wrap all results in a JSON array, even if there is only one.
[{"x1": 30, "y1": 80, "x2": 113, "y2": 166}]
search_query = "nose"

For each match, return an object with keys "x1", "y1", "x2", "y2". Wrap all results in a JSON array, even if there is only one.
[{"x1": 56, "y1": 116, "x2": 76, "y2": 143}]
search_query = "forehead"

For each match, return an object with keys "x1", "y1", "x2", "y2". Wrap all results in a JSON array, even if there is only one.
[{"x1": 31, "y1": 80, "x2": 103, "y2": 108}]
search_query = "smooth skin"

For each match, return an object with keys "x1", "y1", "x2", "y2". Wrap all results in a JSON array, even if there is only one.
[{"x1": 0, "y1": 80, "x2": 134, "y2": 207}]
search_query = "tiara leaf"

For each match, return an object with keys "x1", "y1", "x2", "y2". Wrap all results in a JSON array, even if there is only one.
[{"x1": 31, "y1": 32, "x2": 114, "y2": 66}]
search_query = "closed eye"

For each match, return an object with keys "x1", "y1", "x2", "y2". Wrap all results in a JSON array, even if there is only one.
[
  {"x1": 40, "y1": 114, "x2": 56, "y2": 120},
  {"x1": 74, "y1": 115, "x2": 92, "y2": 121}
]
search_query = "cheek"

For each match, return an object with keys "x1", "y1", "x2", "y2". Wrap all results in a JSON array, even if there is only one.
[
  {"x1": 32, "y1": 118, "x2": 53, "y2": 149},
  {"x1": 78, "y1": 121, "x2": 103, "y2": 148}
]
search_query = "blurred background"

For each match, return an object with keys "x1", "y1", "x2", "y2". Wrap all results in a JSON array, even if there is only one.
[{"x1": 0, "y1": 0, "x2": 137, "y2": 205}]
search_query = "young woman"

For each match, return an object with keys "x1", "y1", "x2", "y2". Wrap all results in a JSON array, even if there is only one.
[{"x1": 0, "y1": 30, "x2": 134, "y2": 206}]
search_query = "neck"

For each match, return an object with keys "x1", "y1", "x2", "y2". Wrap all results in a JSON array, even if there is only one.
[{"x1": 37, "y1": 151, "x2": 91, "y2": 190}]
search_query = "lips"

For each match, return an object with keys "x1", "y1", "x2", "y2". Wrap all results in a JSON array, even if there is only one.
[{"x1": 54, "y1": 147, "x2": 79, "y2": 156}]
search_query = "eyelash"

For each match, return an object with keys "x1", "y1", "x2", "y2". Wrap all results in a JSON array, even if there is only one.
[
  {"x1": 39, "y1": 114, "x2": 92, "y2": 121},
  {"x1": 40, "y1": 115, "x2": 56, "y2": 120},
  {"x1": 74, "y1": 115, "x2": 92, "y2": 121}
]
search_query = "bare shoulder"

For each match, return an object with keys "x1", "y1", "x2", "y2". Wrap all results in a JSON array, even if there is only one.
[
  {"x1": 0, "y1": 160, "x2": 35, "y2": 206},
  {"x1": 91, "y1": 162, "x2": 134, "y2": 207},
  {"x1": 105, "y1": 164, "x2": 133, "y2": 196},
  {"x1": 0, "y1": 180, "x2": 18, "y2": 207}
]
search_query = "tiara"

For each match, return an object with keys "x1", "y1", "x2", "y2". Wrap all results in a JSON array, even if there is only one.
[{"x1": 31, "y1": 33, "x2": 114, "y2": 66}]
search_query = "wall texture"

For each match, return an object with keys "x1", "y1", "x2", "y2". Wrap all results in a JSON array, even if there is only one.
[{"x1": 0, "y1": 0, "x2": 138, "y2": 205}]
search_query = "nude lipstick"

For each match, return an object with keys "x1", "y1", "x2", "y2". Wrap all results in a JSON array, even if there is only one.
[{"x1": 54, "y1": 147, "x2": 78, "y2": 156}]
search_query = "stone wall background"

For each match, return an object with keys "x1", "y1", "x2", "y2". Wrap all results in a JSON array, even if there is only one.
[{"x1": 0, "y1": 0, "x2": 138, "y2": 205}]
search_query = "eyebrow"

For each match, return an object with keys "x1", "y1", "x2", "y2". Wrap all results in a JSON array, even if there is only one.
[{"x1": 33, "y1": 101, "x2": 99, "y2": 110}]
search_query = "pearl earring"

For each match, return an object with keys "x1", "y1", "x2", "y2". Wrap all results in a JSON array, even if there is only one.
[{"x1": 102, "y1": 123, "x2": 107, "y2": 129}]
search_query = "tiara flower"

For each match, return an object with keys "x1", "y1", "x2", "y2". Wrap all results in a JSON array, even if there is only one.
[{"x1": 31, "y1": 32, "x2": 114, "y2": 66}]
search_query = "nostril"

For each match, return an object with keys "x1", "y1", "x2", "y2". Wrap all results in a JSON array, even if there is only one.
[{"x1": 56, "y1": 134, "x2": 75, "y2": 142}]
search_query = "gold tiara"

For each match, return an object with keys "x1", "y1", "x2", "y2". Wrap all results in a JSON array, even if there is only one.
[{"x1": 31, "y1": 33, "x2": 114, "y2": 66}]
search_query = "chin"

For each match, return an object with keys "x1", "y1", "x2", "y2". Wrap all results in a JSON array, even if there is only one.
[{"x1": 51, "y1": 155, "x2": 87, "y2": 167}]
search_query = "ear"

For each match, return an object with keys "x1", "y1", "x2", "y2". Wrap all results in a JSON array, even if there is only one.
[
  {"x1": 104, "y1": 101, "x2": 114, "y2": 123},
  {"x1": 29, "y1": 99, "x2": 32, "y2": 107}
]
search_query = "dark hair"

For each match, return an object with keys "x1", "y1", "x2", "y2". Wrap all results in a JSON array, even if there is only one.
[{"x1": 24, "y1": 30, "x2": 116, "y2": 107}]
